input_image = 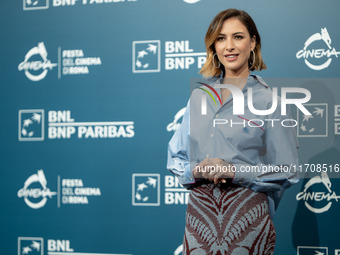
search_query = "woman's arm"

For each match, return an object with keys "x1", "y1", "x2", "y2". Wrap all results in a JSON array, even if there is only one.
[
  {"x1": 167, "y1": 99, "x2": 196, "y2": 188},
  {"x1": 231, "y1": 102, "x2": 300, "y2": 192},
  {"x1": 194, "y1": 102, "x2": 300, "y2": 192}
]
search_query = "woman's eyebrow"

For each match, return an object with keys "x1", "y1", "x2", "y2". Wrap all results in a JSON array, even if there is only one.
[
  {"x1": 233, "y1": 32, "x2": 245, "y2": 35},
  {"x1": 218, "y1": 32, "x2": 245, "y2": 36}
]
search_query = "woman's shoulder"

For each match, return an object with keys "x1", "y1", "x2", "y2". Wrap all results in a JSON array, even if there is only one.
[
  {"x1": 253, "y1": 74, "x2": 269, "y2": 88},
  {"x1": 249, "y1": 74, "x2": 269, "y2": 90},
  {"x1": 252, "y1": 75, "x2": 275, "y2": 99}
]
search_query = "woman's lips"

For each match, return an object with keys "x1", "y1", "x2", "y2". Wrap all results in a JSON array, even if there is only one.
[{"x1": 225, "y1": 54, "x2": 239, "y2": 62}]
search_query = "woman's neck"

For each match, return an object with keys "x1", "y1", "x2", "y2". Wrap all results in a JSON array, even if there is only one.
[
  {"x1": 222, "y1": 68, "x2": 250, "y2": 89},
  {"x1": 223, "y1": 66, "x2": 250, "y2": 81}
]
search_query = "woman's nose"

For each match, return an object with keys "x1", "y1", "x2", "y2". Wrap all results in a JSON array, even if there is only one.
[{"x1": 224, "y1": 38, "x2": 235, "y2": 51}]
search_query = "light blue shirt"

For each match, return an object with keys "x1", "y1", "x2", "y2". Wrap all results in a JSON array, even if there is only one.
[{"x1": 167, "y1": 74, "x2": 299, "y2": 219}]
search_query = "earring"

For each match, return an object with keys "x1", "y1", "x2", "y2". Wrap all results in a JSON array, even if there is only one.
[
  {"x1": 250, "y1": 50, "x2": 256, "y2": 67},
  {"x1": 213, "y1": 53, "x2": 221, "y2": 68}
]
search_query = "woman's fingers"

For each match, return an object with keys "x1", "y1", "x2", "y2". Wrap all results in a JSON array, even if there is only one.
[
  {"x1": 196, "y1": 158, "x2": 233, "y2": 182},
  {"x1": 213, "y1": 171, "x2": 226, "y2": 184}
]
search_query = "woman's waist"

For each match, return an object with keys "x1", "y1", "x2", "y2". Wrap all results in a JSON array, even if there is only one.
[{"x1": 190, "y1": 180, "x2": 268, "y2": 202}]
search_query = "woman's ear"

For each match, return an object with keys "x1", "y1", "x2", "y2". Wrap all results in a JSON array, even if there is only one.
[{"x1": 251, "y1": 35, "x2": 256, "y2": 51}]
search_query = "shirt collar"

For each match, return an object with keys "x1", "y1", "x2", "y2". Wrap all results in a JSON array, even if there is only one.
[{"x1": 212, "y1": 71, "x2": 269, "y2": 89}]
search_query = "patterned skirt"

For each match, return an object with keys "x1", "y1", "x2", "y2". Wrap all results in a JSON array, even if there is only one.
[{"x1": 183, "y1": 183, "x2": 276, "y2": 255}]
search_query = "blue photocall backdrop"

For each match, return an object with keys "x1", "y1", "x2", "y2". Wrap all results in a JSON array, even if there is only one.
[{"x1": 1, "y1": 0, "x2": 340, "y2": 254}]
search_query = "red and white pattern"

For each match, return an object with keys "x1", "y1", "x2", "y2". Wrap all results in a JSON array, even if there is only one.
[{"x1": 183, "y1": 183, "x2": 276, "y2": 255}]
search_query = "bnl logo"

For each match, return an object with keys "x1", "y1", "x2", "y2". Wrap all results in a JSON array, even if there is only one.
[
  {"x1": 132, "y1": 174, "x2": 160, "y2": 206},
  {"x1": 18, "y1": 237, "x2": 43, "y2": 255},
  {"x1": 23, "y1": 0, "x2": 49, "y2": 10},
  {"x1": 297, "y1": 246, "x2": 328, "y2": 255},
  {"x1": 132, "y1": 40, "x2": 160, "y2": 73},
  {"x1": 297, "y1": 103, "x2": 328, "y2": 137},
  {"x1": 19, "y1": 110, "x2": 44, "y2": 141}
]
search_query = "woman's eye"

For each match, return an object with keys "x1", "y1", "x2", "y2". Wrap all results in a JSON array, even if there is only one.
[
  {"x1": 235, "y1": 35, "x2": 243, "y2": 39},
  {"x1": 217, "y1": 37, "x2": 225, "y2": 41}
]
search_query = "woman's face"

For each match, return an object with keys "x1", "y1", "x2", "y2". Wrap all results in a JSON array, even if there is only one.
[{"x1": 214, "y1": 17, "x2": 256, "y2": 76}]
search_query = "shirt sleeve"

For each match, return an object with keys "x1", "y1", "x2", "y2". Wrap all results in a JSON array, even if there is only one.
[
  {"x1": 231, "y1": 102, "x2": 300, "y2": 193},
  {"x1": 167, "y1": 99, "x2": 196, "y2": 188}
]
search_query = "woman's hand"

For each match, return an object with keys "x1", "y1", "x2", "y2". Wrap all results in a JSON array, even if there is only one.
[{"x1": 193, "y1": 158, "x2": 235, "y2": 184}]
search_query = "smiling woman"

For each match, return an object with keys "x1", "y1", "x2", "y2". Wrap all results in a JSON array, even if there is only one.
[
  {"x1": 200, "y1": 9, "x2": 266, "y2": 79},
  {"x1": 214, "y1": 17, "x2": 256, "y2": 78},
  {"x1": 167, "y1": 8, "x2": 299, "y2": 255}
]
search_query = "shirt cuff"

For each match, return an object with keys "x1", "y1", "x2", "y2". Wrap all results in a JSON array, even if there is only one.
[
  {"x1": 178, "y1": 163, "x2": 196, "y2": 185},
  {"x1": 231, "y1": 164, "x2": 254, "y2": 187}
]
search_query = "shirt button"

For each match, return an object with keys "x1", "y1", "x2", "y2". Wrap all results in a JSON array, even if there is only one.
[
  {"x1": 216, "y1": 114, "x2": 219, "y2": 117},
  {"x1": 210, "y1": 133, "x2": 214, "y2": 138},
  {"x1": 206, "y1": 154, "x2": 210, "y2": 158}
]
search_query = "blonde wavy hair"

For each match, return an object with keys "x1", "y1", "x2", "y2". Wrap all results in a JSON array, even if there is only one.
[{"x1": 200, "y1": 9, "x2": 266, "y2": 78}]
